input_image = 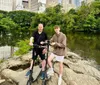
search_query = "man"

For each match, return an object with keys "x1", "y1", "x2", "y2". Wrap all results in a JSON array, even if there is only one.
[
  {"x1": 27, "y1": 23, "x2": 47, "y2": 80},
  {"x1": 47, "y1": 25, "x2": 67, "y2": 85}
]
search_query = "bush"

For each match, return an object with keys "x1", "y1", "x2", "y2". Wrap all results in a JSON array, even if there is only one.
[{"x1": 14, "y1": 39, "x2": 32, "y2": 56}]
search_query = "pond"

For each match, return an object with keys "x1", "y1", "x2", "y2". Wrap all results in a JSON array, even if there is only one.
[{"x1": 66, "y1": 32, "x2": 100, "y2": 65}]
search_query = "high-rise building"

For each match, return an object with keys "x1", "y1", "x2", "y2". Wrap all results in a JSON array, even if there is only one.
[
  {"x1": 46, "y1": 0, "x2": 75, "y2": 12},
  {"x1": 22, "y1": 0, "x2": 29, "y2": 10},
  {"x1": 62, "y1": 0, "x2": 76, "y2": 12},
  {"x1": 0, "y1": 0, "x2": 24, "y2": 11},
  {"x1": 28, "y1": 0, "x2": 46, "y2": 13},
  {"x1": 0, "y1": 0, "x2": 15, "y2": 11},
  {"x1": 16, "y1": 0, "x2": 23, "y2": 10},
  {"x1": 0, "y1": 0, "x2": 94, "y2": 12},
  {"x1": 46, "y1": 0, "x2": 58, "y2": 7}
]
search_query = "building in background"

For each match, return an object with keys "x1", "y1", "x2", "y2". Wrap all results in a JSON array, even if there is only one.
[
  {"x1": 46, "y1": 0, "x2": 58, "y2": 7},
  {"x1": 0, "y1": 0, "x2": 24, "y2": 11},
  {"x1": 38, "y1": 0, "x2": 46, "y2": 13},
  {"x1": 0, "y1": 0, "x2": 15, "y2": 11},
  {"x1": 46, "y1": 0, "x2": 76, "y2": 12},
  {"x1": 28, "y1": 0, "x2": 46, "y2": 13},
  {"x1": 16, "y1": 0, "x2": 23, "y2": 10},
  {"x1": 0, "y1": 0, "x2": 94, "y2": 12},
  {"x1": 22, "y1": 0, "x2": 29, "y2": 10},
  {"x1": 62, "y1": 0, "x2": 76, "y2": 12}
]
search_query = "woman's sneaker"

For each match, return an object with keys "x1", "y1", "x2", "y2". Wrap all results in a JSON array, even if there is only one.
[{"x1": 47, "y1": 68, "x2": 54, "y2": 76}]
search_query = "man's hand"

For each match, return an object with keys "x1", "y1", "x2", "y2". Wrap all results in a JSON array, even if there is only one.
[
  {"x1": 29, "y1": 42, "x2": 33, "y2": 46},
  {"x1": 29, "y1": 37, "x2": 33, "y2": 46},
  {"x1": 40, "y1": 41, "x2": 44, "y2": 45},
  {"x1": 42, "y1": 48, "x2": 47, "y2": 54}
]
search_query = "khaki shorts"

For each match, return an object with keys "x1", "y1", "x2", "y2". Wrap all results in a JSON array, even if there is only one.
[{"x1": 50, "y1": 53, "x2": 64, "y2": 62}]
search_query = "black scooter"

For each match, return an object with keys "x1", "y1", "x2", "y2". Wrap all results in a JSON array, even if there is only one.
[{"x1": 26, "y1": 40, "x2": 50, "y2": 85}]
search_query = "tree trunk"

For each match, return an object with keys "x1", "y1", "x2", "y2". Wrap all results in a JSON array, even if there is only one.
[{"x1": 10, "y1": 46, "x2": 14, "y2": 57}]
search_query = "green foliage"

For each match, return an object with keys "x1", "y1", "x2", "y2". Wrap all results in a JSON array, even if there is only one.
[
  {"x1": 83, "y1": 14, "x2": 96, "y2": 31},
  {"x1": 0, "y1": 1, "x2": 100, "y2": 55},
  {"x1": 31, "y1": 4, "x2": 64, "y2": 35},
  {"x1": 0, "y1": 17, "x2": 18, "y2": 46},
  {"x1": 0, "y1": 17, "x2": 17, "y2": 30},
  {"x1": 0, "y1": 10, "x2": 8, "y2": 17},
  {"x1": 44, "y1": 25, "x2": 55, "y2": 38},
  {"x1": 8, "y1": 11, "x2": 36, "y2": 38},
  {"x1": 0, "y1": 13, "x2": 4, "y2": 19},
  {"x1": 96, "y1": 18, "x2": 100, "y2": 30},
  {"x1": 0, "y1": 59, "x2": 5, "y2": 63},
  {"x1": 31, "y1": 2, "x2": 100, "y2": 33},
  {"x1": 14, "y1": 39, "x2": 32, "y2": 56},
  {"x1": 0, "y1": 10, "x2": 36, "y2": 46},
  {"x1": 72, "y1": 1, "x2": 100, "y2": 32}
]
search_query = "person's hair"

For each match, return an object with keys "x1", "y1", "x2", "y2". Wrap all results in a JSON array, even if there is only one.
[
  {"x1": 38, "y1": 23, "x2": 43, "y2": 26},
  {"x1": 54, "y1": 25, "x2": 60, "y2": 29}
]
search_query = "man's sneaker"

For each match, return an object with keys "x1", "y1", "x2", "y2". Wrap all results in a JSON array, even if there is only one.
[
  {"x1": 47, "y1": 68, "x2": 54, "y2": 76},
  {"x1": 40, "y1": 71, "x2": 45, "y2": 80},
  {"x1": 58, "y1": 77, "x2": 62, "y2": 85},
  {"x1": 25, "y1": 70, "x2": 32, "y2": 77}
]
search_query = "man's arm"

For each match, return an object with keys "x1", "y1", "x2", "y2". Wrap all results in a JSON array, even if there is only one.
[
  {"x1": 29, "y1": 37, "x2": 33, "y2": 46},
  {"x1": 54, "y1": 35, "x2": 66, "y2": 48}
]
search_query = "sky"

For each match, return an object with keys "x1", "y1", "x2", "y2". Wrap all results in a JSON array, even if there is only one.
[{"x1": 58, "y1": 0, "x2": 62, "y2": 3}]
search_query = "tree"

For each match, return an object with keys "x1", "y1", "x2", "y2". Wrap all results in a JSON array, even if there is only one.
[
  {"x1": 83, "y1": 14, "x2": 96, "y2": 31},
  {"x1": 8, "y1": 10, "x2": 36, "y2": 38},
  {"x1": 0, "y1": 17, "x2": 18, "y2": 57}
]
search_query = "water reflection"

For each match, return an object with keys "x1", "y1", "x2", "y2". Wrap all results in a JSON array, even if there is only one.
[{"x1": 66, "y1": 32, "x2": 100, "y2": 65}]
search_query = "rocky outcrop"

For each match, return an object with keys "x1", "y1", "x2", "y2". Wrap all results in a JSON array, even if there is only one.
[
  {"x1": 0, "y1": 51, "x2": 100, "y2": 85},
  {"x1": 0, "y1": 79, "x2": 5, "y2": 84},
  {"x1": 64, "y1": 59, "x2": 100, "y2": 81},
  {"x1": 54, "y1": 63, "x2": 100, "y2": 85}
]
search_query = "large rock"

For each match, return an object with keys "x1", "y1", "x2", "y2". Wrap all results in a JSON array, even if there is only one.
[
  {"x1": 0, "y1": 79, "x2": 5, "y2": 84},
  {"x1": 66, "y1": 51, "x2": 81, "y2": 59},
  {"x1": 0, "y1": 59, "x2": 28, "y2": 72},
  {"x1": 64, "y1": 59, "x2": 100, "y2": 80},
  {"x1": 1, "y1": 66, "x2": 41, "y2": 85},
  {"x1": 54, "y1": 63, "x2": 100, "y2": 85},
  {"x1": 0, "y1": 51, "x2": 100, "y2": 85},
  {"x1": 32, "y1": 73, "x2": 66, "y2": 85},
  {"x1": 21, "y1": 52, "x2": 32, "y2": 61}
]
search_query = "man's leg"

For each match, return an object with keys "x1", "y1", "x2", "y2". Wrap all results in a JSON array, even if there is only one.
[
  {"x1": 30, "y1": 59, "x2": 34, "y2": 70},
  {"x1": 58, "y1": 62, "x2": 63, "y2": 85},
  {"x1": 39, "y1": 53, "x2": 46, "y2": 80},
  {"x1": 25, "y1": 50, "x2": 37, "y2": 77},
  {"x1": 30, "y1": 50, "x2": 37, "y2": 70},
  {"x1": 55, "y1": 55, "x2": 64, "y2": 85},
  {"x1": 25, "y1": 59, "x2": 34, "y2": 77},
  {"x1": 47, "y1": 53, "x2": 55, "y2": 76},
  {"x1": 48, "y1": 53, "x2": 55, "y2": 68},
  {"x1": 41, "y1": 59, "x2": 46, "y2": 71},
  {"x1": 59, "y1": 62, "x2": 63, "y2": 77}
]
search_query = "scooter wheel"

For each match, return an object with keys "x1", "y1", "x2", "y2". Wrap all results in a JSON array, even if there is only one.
[{"x1": 27, "y1": 80, "x2": 32, "y2": 85}]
